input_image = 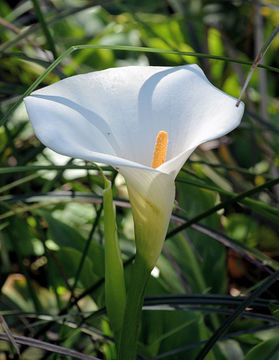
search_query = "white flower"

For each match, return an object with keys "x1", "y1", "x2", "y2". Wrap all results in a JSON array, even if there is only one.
[{"x1": 24, "y1": 65, "x2": 244, "y2": 269}]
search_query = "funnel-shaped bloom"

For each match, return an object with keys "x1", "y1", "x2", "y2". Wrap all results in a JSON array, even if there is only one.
[{"x1": 24, "y1": 65, "x2": 244, "y2": 269}]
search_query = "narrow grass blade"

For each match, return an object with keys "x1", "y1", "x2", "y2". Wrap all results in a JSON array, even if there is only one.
[
  {"x1": 143, "y1": 305, "x2": 276, "y2": 323},
  {"x1": 175, "y1": 176, "x2": 279, "y2": 226},
  {"x1": 0, "y1": 165, "x2": 112, "y2": 174},
  {"x1": 3, "y1": 53, "x2": 65, "y2": 77},
  {"x1": 0, "y1": 173, "x2": 41, "y2": 193},
  {"x1": 144, "y1": 293, "x2": 279, "y2": 308},
  {"x1": 69, "y1": 204, "x2": 103, "y2": 302},
  {"x1": 30, "y1": 0, "x2": 57, "y2": 59},
  {"x1": 149, "y1": 324, "x2": 279, "y2": 360},
  {"x1": 2, "y1": 44, "x2": 279, "y2": 127},
  {"x1": 0, "y1": 332, "x2": 100, "y2": 360},
  {"x1": 188, "y1": 159, "x2": 273, "y2": 178},
  {"x1": 0, "y1": 1, "x2": 115, "y2": 54},
  {"x1": 3, "y1": 191, "x2": 278, "y2": 271},
  {"x1": 195, "y1": 268, "x2": 279, "y2": 360}
]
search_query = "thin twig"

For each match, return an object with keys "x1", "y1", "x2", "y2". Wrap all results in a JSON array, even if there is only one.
[
  {"x1": 0, "y1": 16, "x2": 21, "y2": 34},
  {"x1": 254, "y1": 0, "x2": 269, "y2": 121},
  {"x1": 0, "y1": 315, "x2": 20, "y2": 355},
  {"x1": 236, "y1": 24, "x2": 279, "y2": 106},
  {"x1": 0, "y1": 16, "x2": 47, "y2": 52}
]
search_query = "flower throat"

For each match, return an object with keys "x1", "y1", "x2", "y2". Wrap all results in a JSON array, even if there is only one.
[{"x1": 152, "y1": 131, "x2": 168, "y2": 169}]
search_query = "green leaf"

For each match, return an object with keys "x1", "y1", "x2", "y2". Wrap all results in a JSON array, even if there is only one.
[
  {"x1": 43, "y1": 211, "x2": 86, "y2": 251},
  {"x1": 54, "y1": 247, "x2": 97, "y2": 288},
  {"x1": 224, "y1": 214, "x2": 259, "y2": 248},
  {"x1": 154, "y1": 312, "x2": 211, "y2": 360},
  {"x1": 243, "y1": 337, "x2": 279, "y2": 360},
  {"x1": 219, "y1": 339, "x2": 244, "y2": 360},
  {"x1": 42, "y1": 211, "x2": 105, "y2": 278},
  {"x1": 4, "y1": 217, "x2": 41, "y2": 257},
  {"x1": 103, "y1": 175, "x2": 126, "y2": 342},
  {"x1": 269, "y1": 304, "x2": 279, "y2": 322},
  {"x1": 177, "y1": 177, "x2": 226, "y2": 294}
]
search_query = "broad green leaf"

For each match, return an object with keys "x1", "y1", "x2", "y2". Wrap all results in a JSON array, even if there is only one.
[
  {"x1": 156, "y1": 311, "x2": 207, "y2": 360},
  {"x1": 243, "y1": 337, "x2": 279, "y2": 360},
  {"x1": 142, "y1": 310, "x2": 198, "y2": 359},
  {"x1": 164, "y1": 232, "x2": 207, "y2": 294},
  {"x1": 44, "y1": 211, "x2": 86, "y2": 251},
  {"x1": 43, "y1": 211, "x2": 105, "y2": 277},
  {"x1": 177, "y1": 174, "x2": 227, "y2": 294},
  {"x1": 54, "y1": 247, "x2": 98, "y2": 289},
  {"x1": 4, "y1": 216, "x2": 43, "y2": 257},
  {"x1": 224, "y1": 214, "x2": 259, "y2": 248}
]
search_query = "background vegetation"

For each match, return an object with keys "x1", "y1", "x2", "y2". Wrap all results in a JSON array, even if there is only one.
[{"x1": 0, "y1": 0, "x2": 279, "y2": 359}]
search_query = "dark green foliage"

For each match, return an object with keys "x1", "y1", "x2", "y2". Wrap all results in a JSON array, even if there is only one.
[{"x1": 0, "y1": 0, "x2": 279, "y2": 359}]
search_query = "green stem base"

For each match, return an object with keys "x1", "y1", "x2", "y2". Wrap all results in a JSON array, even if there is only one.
[{"x1": 117, "y1": 255, "x2": 151, "y2": 360}]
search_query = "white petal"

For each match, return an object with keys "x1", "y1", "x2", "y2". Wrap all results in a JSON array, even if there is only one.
[
  {"x1": 24, "y1": 65, "x2": 244, "y2": 174},
  {"x1": 24, "y1": 93, "x2": 156, "y2": 171},
  {"x1": 149, "y1": 65, "x2": 244, "y2": 160}
]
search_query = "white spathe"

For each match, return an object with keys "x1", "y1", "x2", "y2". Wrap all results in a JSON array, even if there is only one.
[{"x1": 24, "y1": 64, "x2": 244, "y2": 269}]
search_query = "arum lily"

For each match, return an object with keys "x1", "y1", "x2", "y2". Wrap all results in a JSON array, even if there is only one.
[{"x1": 24, "y1": 64, "x2": 244, "y2": 359}]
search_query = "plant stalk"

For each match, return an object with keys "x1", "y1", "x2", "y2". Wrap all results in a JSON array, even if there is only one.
[{"x1": 117, "y1": 255, "x2": 151, "y2": 360}]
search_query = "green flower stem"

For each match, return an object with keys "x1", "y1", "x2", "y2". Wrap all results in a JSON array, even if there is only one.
[{"x1": 118, "y1": 255, "x2": 151, "y2": 360}]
